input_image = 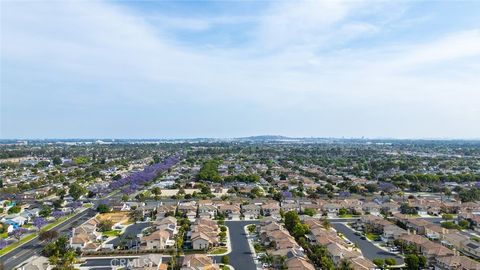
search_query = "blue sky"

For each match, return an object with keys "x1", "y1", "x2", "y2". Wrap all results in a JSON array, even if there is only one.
[{"x1": 1, "y1": 0, "x2": 480, "y2": 139}]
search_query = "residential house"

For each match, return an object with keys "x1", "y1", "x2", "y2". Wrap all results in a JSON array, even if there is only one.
[
  {"x1": 241, "y1": 204, "x2": 261, "y2": 220},
  {"x1": 360, "y1": 215, "x2": 391, "y2": 233},
  {"x1": 327, "y1": 242, "x2": 362, "y2": 264},
  {"x1": 399, "y1": 234, "x2": 454, "y2": 264},
  {"x1": 351, "y1": 257, "x2": 376, "y2": 270},
  {"x1": 382, "y1": 224, "x2": 407, "y2": 242},
  {"x1": 70, "y1": 217, "x2": 102, "y2": 251},
  {"x1": 140, "y1": 230, "x2": 173, "y2": 250},
  {"x1": 190, "y1": 218, "x2": 219, "y2": 250},
  {"x1": 285, "y1": 256, "x2": 315, "y2": 270},
  {"x1": 362, "y1": 202, "x2": 381, "y2": 216},
  {"x1": 3, "y1": 215, "x2": 28, "y2": 229},
  {"x1": 217, "y1": 204, "x2": 241, "y2": 220},
  {"x1": 442, "y1": 232, "x2": 469, "y2": 250},
  {"x1": 425, "y1": 223, "x2": 450, "y2": 240},
  {"x1": 281, "y1": 202, "x2": 300, "y2": 213},
  {"x1": 261, "y1": 202, "x2": 281, "y2": 218},
  {"x1": 111, "y1": 202, "x2": 130, "y2": 212},
  {"x1": 461, "y1": 240, "x2": 480, "y2": 259},
  {"x1": 405, "y1": 218, "x2": 432, "y2": 235},
  {"x1": 20, "y1": 256, "x2": 52, "y2": 270},
  {"x1": 420, "y1": 241, "x2": 455, "y2": 263},
  {"x1": 156, "y1": 204, "x2": 177, "y2": 218},
  {"x1": 181, "y1": 254, "x2": 219, "y2": 270},
  {"x1": 154, "y1": 216, "x2": 177, "y2": 237},
  {"x1": 435, "y1": 255, "x2": 480, "y2": 270},
  {"x1": 198, "y1": 205, "x2": 217, "y2": 219},
  {"x1": 323, "y1": 203, "x2": 341, "y2": 218},
  {"x1": 178, "y1": 203, "x2": 197, "y2": 221}
]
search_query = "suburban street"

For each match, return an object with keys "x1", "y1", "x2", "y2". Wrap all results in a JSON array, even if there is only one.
[
  {"x1": 79, "y1": 220, "x2": 259, "y2": 270},
  {"x1": 0, "y1": 211, "x2": 441, "y2": 270},
  {"x1": 213, "y1": 220, "x2": 259, "y2": 270},
  {"x1": 1, "y1": 209, "x2": 97, "y2": 270},
  {"x1": 105, "y1": 222, "x2": 151, "y2": 248},
  {"x1": 332, "y1": 223, "x2": 404, "y2": 264}
]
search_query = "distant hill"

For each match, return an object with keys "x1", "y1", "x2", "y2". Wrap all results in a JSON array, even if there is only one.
[{"x1": 235, "y1": 135, "x2": 294, "y2": 141}]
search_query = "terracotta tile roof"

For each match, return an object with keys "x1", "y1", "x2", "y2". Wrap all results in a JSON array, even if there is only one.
[{"x1": 285, "y1": 257, "x2": 315, "y2": 270}]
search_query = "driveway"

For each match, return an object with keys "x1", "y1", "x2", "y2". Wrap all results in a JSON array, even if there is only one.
[
  {"x1": 213, "y1": 220, "x2": 259, "y2": 270},
  {"x1": 332, "y1": 223, "x2": 404, "y2": 264}
]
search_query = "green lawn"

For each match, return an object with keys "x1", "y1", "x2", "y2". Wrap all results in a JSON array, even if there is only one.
[
  {"x1": 0, "y1": 232, "x2": 7, "y2": 239},
  {"x1": 210, "y1": 247, "x2": 228, "y2": 254},
  {"x1": 0, "y1": 233, "x2": 36, "y2": 256},
  {"x1": 366, "y1": 232, "x2": 381, "y2": 241},
  {"x1": 41, "y1": 214, "x2": 73, "y2": 232},
  {"x1": 102, "y1": 230, "x2": 121, "y2": 237}
]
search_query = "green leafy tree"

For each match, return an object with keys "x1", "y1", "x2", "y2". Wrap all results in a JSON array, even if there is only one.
[
  {"x1": 39, "y1": 206, "x2": 52, "y2": 217},
  {"x1": 8, "y1": 205, "x2": 21, "y2": 214},
  {"x1": 384, "y1": 258, "x2": 396, "y2": 266},
  {"x1": 98, "y1": 220, "x2": 113, "y2": 232},
  {"x1": 43, "y1": 236, "x2": 77, "y2": 270},
  {"x1": 442, "y1": 214, "x2": 454, "y2": 220},
  {"x1": 292, "y1": 223, "x2": 309, "y2": 239},
  {"x1": 151, "y1": 187, "x2": 162, "y2": 199},
  {"x1": 221, "y1": 255, "x2": 229, "y2": 264},
  {"x1": 69, "y1": 183, "x2": 87, "y2": 200},
  {"x1": 247, "y1": 224, "x2": 257, "y2": 234},
  {"x1": 129, "y1": 209, "x2": 144, "y2": 222},
  {"x1": 96, "y1": 204, "x2": 110, "y2": 213},
  {"x1": 284, "y1": 211, "x2": 300, "y2": 232},
  {"x1": 52, "y1": 157, "x2": 62, "y2": 166},
  {"x1": 197, "y1": 160, "x2": 222, "y2": 182},
  {"x1": 303, "y1": 208, "x2": 316, "y2": 217},
  {"x1": 405, "y1": 254, "x2": 420, "y2": 270},
  {"x1": 372, "y1": 258, "x2": 384, "y2": 269},
  {"x1": 338, "y1": 208, "x2": 348, "y2": 216},
  {"x1": 459, "y1": 219, "x2": 470, "y2": 230}
]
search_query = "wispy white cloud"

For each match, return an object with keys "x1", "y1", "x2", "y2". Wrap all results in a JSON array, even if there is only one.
[{"x1": 1, "y1": 0, "x2": 479, "y2": 138}]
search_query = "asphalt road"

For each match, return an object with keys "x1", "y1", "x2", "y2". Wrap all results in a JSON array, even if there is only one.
[
  {"x1": 106, "y1": 222, "x2": 151, "y2": 248},
  {"x1": 328, "y1": 216, "x2": 442, "y2": 224},
  {"x1": 81, "y1": 220, "x2": 259, "y2": 269},
  {"x1": 332, "y1": 223, "x2": 404, "y2": 264},
  {"x1": 1, "y1": 209, "x2": 96, "y2": 270},
  {"x1": 213, "y1": 220, "x2": 259, "y2": 270}
]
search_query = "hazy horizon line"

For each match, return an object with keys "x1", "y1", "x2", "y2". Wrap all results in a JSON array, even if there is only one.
[{"x1": 2, "y1": 135, "x2": 480, "y2": 141}]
